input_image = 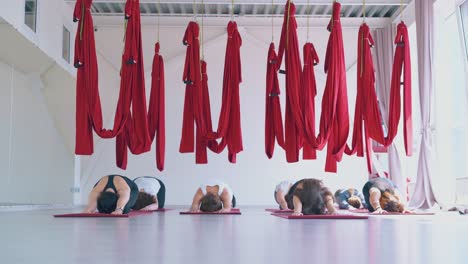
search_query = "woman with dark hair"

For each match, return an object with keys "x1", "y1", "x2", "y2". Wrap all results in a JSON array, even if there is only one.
[
  {"x1": 285, "y1": 179, "x2": 336, "y2": 216},
  {"x1": 83, "y1": 175, "x2": 139, "y2": 214},
  {"x1": 274, "y1": 180, "x2": 293, "y2": 210},
  {"x1": 334, "y1": 188, "x2": 367, "y2": 210},
  {"x1": 133, "y1": 177, "x2": 166, "y2": 211},
  {"x1": 362, "y1": 177, "x2": 411, "y2": 214},
  {"x1": 189, "y1": 182, "x2": 236, "y2": 213}
]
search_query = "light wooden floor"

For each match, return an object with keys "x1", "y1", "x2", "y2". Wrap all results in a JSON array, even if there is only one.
[{"x1": 1, "y1": 207, "x2": 468, "y2": 264}]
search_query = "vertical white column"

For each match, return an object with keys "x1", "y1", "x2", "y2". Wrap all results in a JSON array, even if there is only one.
[{"x1": 73, "y1": 155, "x2": 81, "y2": 205}]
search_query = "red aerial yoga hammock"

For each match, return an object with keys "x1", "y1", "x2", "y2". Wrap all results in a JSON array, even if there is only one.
[
  {"x1": 208, "y1": 21, "x2": 244, "y2": 163},
  {"x1": 74, "y1": 0, "x2": 151, "y2": 168},
  {"x1": 346, "y1": 22, "x2": 412, "y2": 173},
  {"x1": 265, "y1": 42, "x2": 285, "y2": 159},
  {"x1": 301, "y1": 42, "x2": 319, "y2": 160},
  {"x1": 179, "y1": 21, "x2": 243, "y2": 163},
  {"x1": 277, "y1": 1, "x2": 349, "y2": 172},
  {"x1": 316, "y1": 1, "x2": 349, "y2": 172},
  {"x1": 116, "y1": 41, "x2": 166, "y2": 170},
  {"x1": 179, "y1": 21, "x2": 213, "y2": 164},
  {"x1": 277, "y1": 1, "x2": 304, "y2": 163}
]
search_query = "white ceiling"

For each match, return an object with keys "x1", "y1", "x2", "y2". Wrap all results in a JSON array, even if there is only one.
[{"x1": 65, "y1": 0, "x2": 410, "y2": 18}]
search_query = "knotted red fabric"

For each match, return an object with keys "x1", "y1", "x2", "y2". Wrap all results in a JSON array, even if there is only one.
[
  {"x1": 301, "y1": 42, "x2": 319, "y2": 160},
  {"x1": 265, "y1": 42, "x2": 285, "y2": 159},
  {"x1": 74, "y1": 0, "x2": 151, "y2": 169},
  {"x1": 277, "y1": 1, "x2": 305, "y2": 163},
  {"x1": 208, "y1": 21, "x2": 243, "y2": 163}
]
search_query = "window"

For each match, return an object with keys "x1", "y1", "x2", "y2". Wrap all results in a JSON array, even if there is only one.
[
  {"x1": 62, "y1": 26, "x2": 71, "y2": 63},
  {"x1": 433, "y1": 4, "x2": 468, "y2": 180},
  {"x1": 24, "y1": 0, "x2": 37, "y2": 32}
]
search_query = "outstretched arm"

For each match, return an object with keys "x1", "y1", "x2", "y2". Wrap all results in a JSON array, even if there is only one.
[
  {"x1": 394, "y1": 189, "x2": 412, "y2": 213},
  {"x1": 219, "y1": 189, "x2": 233, "y2": 213},
  {"x1": 325, "y1": 195, "x2": 336, "y2": 214},
  {"x1": 190, "y1": 188, "x2": 204, "y2": 212},
  {"x1": 112, "y1": 188, "x2": 130, "y2": 215},
  {"x1": 292, "y1": 195, "x2": 303, "y2": 216},
  {"x1": 369, "y1": 188, "x2": 386, "y2": 214},
  {"x1": 83, "y1": 177, "x2": 107, "y2": 213},
  {"x1": 276, "y1": 190, "x2": 289, "y2": 210}
]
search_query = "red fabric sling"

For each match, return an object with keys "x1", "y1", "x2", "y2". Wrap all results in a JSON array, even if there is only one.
[
  {"x1": 346, "y1": 23, "x2": 413, "y2": 172},
  {"x1": 116, "y1": 0, "x2": 152, "y2": 168},
  {"x1": 208, "y1": 21, "x2": 243, "y2": 163},
  {"x1": 275, "y1": 1, "x2": 349, "y2": 172},
  {"x1": 196, "y1": 60, "x2": 214, "y2": 164},
  {"x1": 392, "y1": 22, "x2": 413, "y2": 156},
  {"x1": 301, "y1": 42, "x2": 319, "y2": 160},
  {"x1": 179, "y1": 22, "x2": 208, "y2": 164},
  {"x1": 74, "y1": 0, "x2": 151, "y2": 168},
  {"x1": 277, "y1": 1, "x2": 305, "y2": 163},
  {"x1": 265, "y1": 43, "x2": 285, "y2": 159},
  {"x1": 345, "y1": 23, "x2": 377, "y2": 173},
  {"x1": 147, "y1": 43, "x2": 166, "y2": 171}
]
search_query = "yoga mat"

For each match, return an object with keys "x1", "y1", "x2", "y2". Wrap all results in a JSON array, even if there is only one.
[
  {"x1": 271, "y1": 213, "x2": 369, "y2": 220},
  {"x1": 366, "y1": 212, "x2": 435, "y2": 216},
  {"x1": 145, "y1": 208, "x2": 172, "y2": 212},
  {"x1": 179, "y1": 208, "x2": 241, "y2": 215},
  {"x1": 54, "y1": 210, "x2": 152, "y2": 218},
  {"x1": 265, "y1": 208, "x2": 293, "y2": 213},
  {"x1": 347, "y1": 209, "x2": 369, "y2": 213}
]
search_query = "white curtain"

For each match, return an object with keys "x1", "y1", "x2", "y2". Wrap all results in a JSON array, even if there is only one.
[
  {"x1": 373, "y1": 25, "x2": 406, "y2": 198},
  {"x1": 409, "y1": 0, "x2": 439, "y2": 209}
]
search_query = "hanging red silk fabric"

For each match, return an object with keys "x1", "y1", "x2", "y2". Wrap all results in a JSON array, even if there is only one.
[
  {"x1": 179, "y1": 21, "x2": 213, "y2": 164},
  {"x1": 208, "y1": 21, "x2": 243, "y2": 163},
  {"x1": 391, "y1": 22, "x2": 413, "y2": 156},
  {"x1": 277, "y1": 1, "x2": 304, "y2": 163},
  {"x1": 147, "y1": 43, "x2": 166, "y2": 171},
  {"x1": 301, "y1": 42, "x2": 319, "y2": 160},
  {"x1": 346, "y1": 22, "x2": 412, "y2": 173},
  {"x1": 198, "y1": 60, "x2": 214, "y2": 163},
  {"x1": 345, "y1": 23, "x2": 377, "y2": 173},
  {"x1": 116, "y1": 0, "x2": 152, "y2": 168},
  {"x1": 318, "y1": 1, "x2": 349, "y2": 172},
  {"x1": 73, "y1": 0, "x2": 151, "y2": 168},
  {"x1": 276, "y1": 1, "x2": 349, "y2": 172},
  {"x1": 265, "y1": 43, "x2": 285, "y2": 158}
]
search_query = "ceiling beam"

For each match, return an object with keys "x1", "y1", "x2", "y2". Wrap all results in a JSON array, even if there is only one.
[{"x1": 65, "y1": 0, "x2": 410, "y2": 5}]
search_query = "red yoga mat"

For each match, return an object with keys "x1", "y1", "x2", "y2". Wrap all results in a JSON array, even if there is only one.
[
  {"x1": 347, "y1": 209, "x2": 369, "y2": 213},
  {"x1": 271, "y1": 213, "x2": 368, "y2": 220},
  {"x1": 366, "y1": 212, "x2": 435, "y2": 216},
  {"x1": 54, "y1": 210, "x2": 153, "y2": 218},
  {"x1": 145, "y1": 208, "x2": 172, "y2": 212},
  {"x1": 265, "y1": 208, "x2": 293, "y2": 213},
  {"x1": 179, "y1": 208, "x2": 241, "y2": 215}
]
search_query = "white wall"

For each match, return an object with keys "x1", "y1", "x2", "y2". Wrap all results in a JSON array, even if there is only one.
[
  {"x1": 0, "y1": 0, "x2": 76, "y2": 76},
  {"x1": 80, "y1": 24, "x2": 372, "y2": 206},
  {"x1": 0, "y1": 61, "x2": 74, "y2": 204}
]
